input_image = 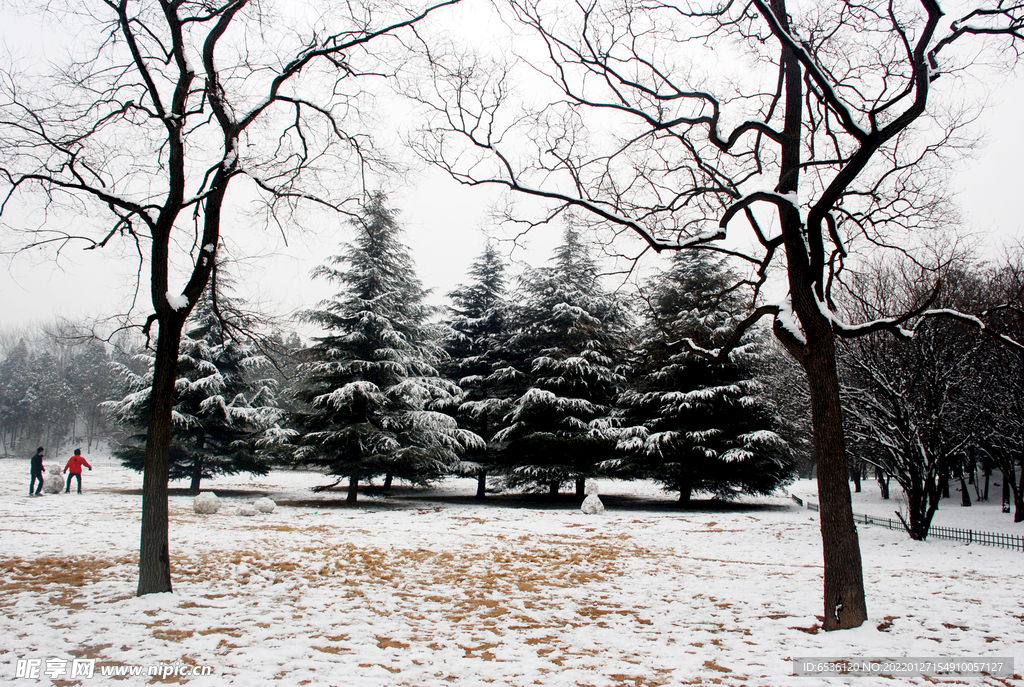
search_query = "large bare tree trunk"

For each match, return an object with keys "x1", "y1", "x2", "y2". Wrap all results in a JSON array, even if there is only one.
[
  {"x1": 803, "y1": 333, "x2": 868, "y2": 631},
  {"x1": 137, "y1": 323, "x2": 183, "y2": 596}
]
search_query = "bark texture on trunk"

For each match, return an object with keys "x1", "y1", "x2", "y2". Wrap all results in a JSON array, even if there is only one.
[
  {"x1": 347, "y1": 476, "x2": 359, "y2": 503},
  {"x1": 804, "y1": 337, "x2": 869, "y2": 631},
  {"x1": 475, "y1": 472, "x2": 487, "y2": 500},
  {"x1": 137, "y1": 323, "x2": 182, "y2": 596}
]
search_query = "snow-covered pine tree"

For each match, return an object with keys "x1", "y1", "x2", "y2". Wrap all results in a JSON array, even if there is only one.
[
  {"x1": 615, "y1": 251, "x2": 794, "y2": 503},
  {"x1": 107, "y1": 272, "x2": 290, "y2": 493},
  {"x1": 292, "y1": 192, "x2": 481, "y2": 502},
  {"x1": 439, "y1": 243, "x2": 519, "y2": 498},
  {"x1": 494, "y1": 222, "x2": 630, "y2": 496}
]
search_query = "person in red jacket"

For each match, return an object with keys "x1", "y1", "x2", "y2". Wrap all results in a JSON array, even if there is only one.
[{"x1": 63, "y1": 448, "x2": 92, "y2": 494}]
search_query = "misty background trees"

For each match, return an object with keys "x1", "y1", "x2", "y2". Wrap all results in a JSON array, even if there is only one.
[{"x1": 0, "y1": 331, "x2": 115, "y2": 456}]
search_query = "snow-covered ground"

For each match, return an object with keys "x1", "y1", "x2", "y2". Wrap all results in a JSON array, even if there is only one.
[{"x1": 1, "y1": 456, "x2": 1021, "y2": 686}]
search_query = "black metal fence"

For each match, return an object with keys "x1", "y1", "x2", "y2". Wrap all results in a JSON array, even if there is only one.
[{"x1": 790, "y1": 495, "x2": 1024, "y2": 552}]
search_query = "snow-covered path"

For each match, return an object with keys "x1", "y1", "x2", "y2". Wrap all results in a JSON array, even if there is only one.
[{"x1": 1, "y1": 458, "x2": 1021, "y2": 686}]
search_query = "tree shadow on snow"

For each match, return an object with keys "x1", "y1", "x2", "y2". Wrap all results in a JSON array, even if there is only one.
[
  {"x1": 271, "y1": 484, "x2": 792, "y2": 513},
  {"x1": 99, "y1": 487, "x2": 273, "y2": 498},
  {"x1": 98, "y1": 482, "x2": 792, "y2": 513}
]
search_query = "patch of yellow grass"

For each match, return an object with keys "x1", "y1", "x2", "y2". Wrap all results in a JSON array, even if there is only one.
[
  {"x1": 153, "y1": 629, "x2": 194, "y2": 642},
  {"x1": 0, "y1": 555, "x2": 133, "y2": 594}
]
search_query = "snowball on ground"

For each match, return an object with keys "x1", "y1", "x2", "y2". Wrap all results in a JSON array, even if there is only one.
[
  {"x1": 237, "y1": 504, "x2": 258, "y2": 517},
  {"x1": 43, "y1": 469, "x2": 64, "y2": 494},
  {"x1": 193, "y1": 492, "x2": 220, "y2": 514},
  {"x1": 581, "y1": 493, "x2": 604, "y2": 514},
  {"x1": 254, "y1": 497, "x2": 275, "y2": 513}
]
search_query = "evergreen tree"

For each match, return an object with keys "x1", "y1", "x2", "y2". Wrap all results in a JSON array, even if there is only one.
[
  {"x1": 615, "y1": 251, "x2": 793, "y2": 502},
  {"x1": 439, "y1": 243, "x2": 519, "y2": 498},
  {"x1": 107, "y1": 273, "x2": 289, "y2": 493},
  {"x1": 292, "y1": 193, "x2": 481, "y2": 502},
  {"x1": 494, "y1": 223, "x2": 630, "y2": 496}
]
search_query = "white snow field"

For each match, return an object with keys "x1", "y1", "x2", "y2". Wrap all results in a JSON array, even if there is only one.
[{"x1": 1, "y1": 457, "x2": 1021, "y2": 686}]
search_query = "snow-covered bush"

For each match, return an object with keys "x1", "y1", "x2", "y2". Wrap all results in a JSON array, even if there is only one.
[
  {"x1": 253, "y1": 497, "x2": 275, "y2": 513},
  {"x1": 193, "y1": 492, "x2": 220, "y2": 514}
]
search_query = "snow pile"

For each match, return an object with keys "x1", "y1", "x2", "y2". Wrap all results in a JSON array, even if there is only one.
[
  {"x1": 42, "y1": 465, "x2": 63, "y2": 494},
  {"x1": 237, "y1": 504, "x2": 258, "y2": 517},
  {"x1": 581, "y1": 479, "x2": 604, "y2": 514},
  {"x1": 166, "y1": 291, "x2": 189, "y2": 310},
  {"x1": 193, "y1": 492, "x2": 220, "y2": 514},
  {"x1": 253, "y1": 497, "x2": 275, "y2": 513}
]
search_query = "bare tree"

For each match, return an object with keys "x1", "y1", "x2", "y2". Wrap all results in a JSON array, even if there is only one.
[
  {"x1": 842, "y1": 262, "x2": 987, "y2": 540},
  {"x1": 979, "y1": 251, "x2": 1024, "y2": 522},
  {"x1": 415, "y1": 0, "x2": 1024, "y2": 629},
  {"x1": 1, "y1": 0, "x2": 458, "y2": 595}
]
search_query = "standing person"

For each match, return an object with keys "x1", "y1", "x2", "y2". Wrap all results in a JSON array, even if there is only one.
[
  {"x1": 63, "y1": 448, "x2": 92, "y2": 494},
  {"x1": 29, "y1": 446, "x2": 45, "y2": 496}
]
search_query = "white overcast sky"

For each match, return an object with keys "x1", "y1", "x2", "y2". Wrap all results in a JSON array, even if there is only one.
[{"x1": 1, "y1": 2, "x2": 1022, "y2": 331}]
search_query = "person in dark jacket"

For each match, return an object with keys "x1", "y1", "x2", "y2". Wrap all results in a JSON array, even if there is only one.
[
  {"x1": 63, "y1": 448, "x2": 92, "y2": 494},
  {"x1": 29, "y1": 446, "x2": 45, "y2": 496}
]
